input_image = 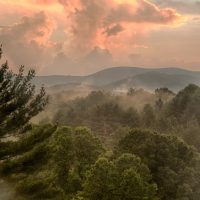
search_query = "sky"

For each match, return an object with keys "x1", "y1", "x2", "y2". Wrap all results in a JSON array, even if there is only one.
[{"x1": 0, "y1": 0, "x2": 200, "y2": 75}]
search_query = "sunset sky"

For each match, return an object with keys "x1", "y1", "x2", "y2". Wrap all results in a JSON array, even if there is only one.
[{"x1": 0, "y1": 0, "x2": 200, "y2": 75}]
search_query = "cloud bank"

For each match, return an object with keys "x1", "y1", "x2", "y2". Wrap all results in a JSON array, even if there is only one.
[{"x1": 0, "y1": 0, "x2": 194, "y2": 75}]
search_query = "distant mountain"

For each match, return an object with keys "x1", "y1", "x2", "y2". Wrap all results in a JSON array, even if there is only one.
[
  {"x1": 33, "y1": 67, "x2": 200, "y2": 92},
  {"x1": 47, "y1": 82, "x2": 99, "y2": 93},
  {"x1": 84, "y1": 67, "x2": 200, "y2": 87},
  {"x1": 33, "y1": 75, "x2": 83, "y2": 87},
  {"x1": 105, "y1": 71, "x2": 200, "y2": 92},
  {"x1": 83, "y1": 67, "x2": 148, "y2": 86},
  {"x1": 33, "y1": 67, "x2": 148, "y2": 87}
]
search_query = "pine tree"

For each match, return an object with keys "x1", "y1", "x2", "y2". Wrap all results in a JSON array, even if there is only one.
[{"x1": 0, "y1": 45, "x2": 48, "y2": 138}]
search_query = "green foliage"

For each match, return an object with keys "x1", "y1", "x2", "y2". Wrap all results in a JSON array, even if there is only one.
[
  {"x1": 16, "y1": 172, "x2": 64, "y2": 200},
  {"x1": 122, "y1": 107, "x2": 140, "y2": 128},
  {"x1": 166, "y1": 84, "x2": 200, "y2": 123},
  {"x1": 0, "y1": 124, "x2": 57, "y2": 159},
  {"x1": 1, "y1": 64, "x2": 200, "y2": 200},
  {"x1": 78, "y1": 154, "x2": 158, "y2": 200},
  {"x1": 0, "y1": 142, "x2": 49, "y2": 175},
  {"x1": 180, "y1": 118, "x2": 200, "y2": 151},
  {"x1": 118, "y1": 129, "x2": 200, "y2": 200},
  {"x1": 0, "y1": 47, "x2": 48, "y2": 137},
  {"x1": 142, "y1": 104, "x2": 156, "y2": 128},
  {"x1": 53, "y1": 91, "x2": 142, "y2": 147},
  {"x1": 51, "y1": 84, "x2": 200, "y2": 150},
  {"x1": 0, "y1": 125, "x2": 104, "y2": 200},
  {"x1": 155, "y1": 88, "x2": 175, "y2": 100}
]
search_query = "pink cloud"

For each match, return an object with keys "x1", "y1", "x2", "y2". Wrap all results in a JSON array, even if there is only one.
[
  {"x1": 0, "y1": 11, "x2": 56, "y2": 70},
  {"x1": 57, "y1": 0, "x2": 182, "y2": 57},
  {"x1": 0, "y1": 0, "x2": 189, "y2": 74}
]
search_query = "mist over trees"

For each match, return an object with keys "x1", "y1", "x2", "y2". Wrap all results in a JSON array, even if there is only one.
[{"x1": 1, "y1": 46, "x2": 200, "y2": 200}]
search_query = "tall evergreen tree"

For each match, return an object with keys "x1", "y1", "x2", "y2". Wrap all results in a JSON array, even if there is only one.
[{"x1": 0, "y1": 46, "x2": 48, "y2": 138}]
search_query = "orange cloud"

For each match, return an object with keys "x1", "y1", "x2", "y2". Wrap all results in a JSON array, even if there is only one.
[
  {"x1": 0, "y1": 11, "x2": 56, "y2": 69},
  {"x1": 56, "y1": 0, "x2": 183, "y2": 59},
  {"x1": 106, "y1": 0, "x2": 181, "y2": 25},
  {"x1": 0, "y1": 0, "x2": 187, "y2": 74},
  {"x1": 0, "y1": 0, "x2": 183, "y2": 54},
  {"x1": 0, "y1": 0, "x2": 62, "y2": 16},
  {"x1": 33, "y1": 0, "x2": 56, "y2": 3}
]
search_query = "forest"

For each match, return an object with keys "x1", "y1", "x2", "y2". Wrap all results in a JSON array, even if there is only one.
[{"x1": 1, "y1": 46, "x2": 200, "y2": 200}]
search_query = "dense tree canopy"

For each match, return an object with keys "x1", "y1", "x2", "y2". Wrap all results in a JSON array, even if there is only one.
[
  {"x1": 78, "y1": 154, "x2": 158, "y2": 200},
  {"x1": 0, "y1": 125, "x2": 104, "y2": 200},
  {"x1": 118, "y1": 129, "x2": 200, "y2": 200},
  {"x1": 166, "y1": 84, "x2": 200, "y2": 124},
  {"x1": 51, "y1": 84, "x2": 200, "y2": 150},
  {"x1": 1, "y1": 125, "x2": 200, "y2": 200}
]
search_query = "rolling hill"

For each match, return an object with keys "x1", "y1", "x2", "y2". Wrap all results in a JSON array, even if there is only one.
[
  {"x1": 105, "y1": 71, "x2": 200, "y2": 92},
  {"x1": 33, "y1": 67, "x2": 200, "y2": 92}
]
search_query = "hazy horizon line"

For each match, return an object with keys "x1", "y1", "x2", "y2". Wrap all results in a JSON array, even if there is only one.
[{"x1": 36, "y1": 66, "x2": 200, "y2": 77}]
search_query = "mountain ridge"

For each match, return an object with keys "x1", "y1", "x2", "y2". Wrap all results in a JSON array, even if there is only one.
[{"x1": 33, "y1": 66, "x2": 200, "y2": 92}]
